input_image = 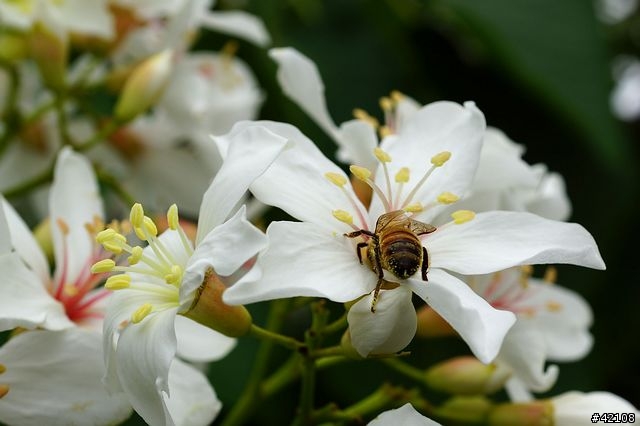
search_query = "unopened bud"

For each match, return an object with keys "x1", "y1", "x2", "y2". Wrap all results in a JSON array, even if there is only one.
[
  {"x1": 416, "y1": 306, "x2": 456, "y2": 338},
  {"x1": 182, "y1": 268, "x2": 252, "y2": 337},
  {"x1": 487, "y1": 400, "x2": 552, "y2": 426},
  {"x1": 114, "y1": 50, "x2": 173, "y2": 122},
  {"x1": 433, "y1": 396, "x2": 492, "y2": 424},
  {"x1": 339, "y1": 330, "x2": 365, "y2": 360},
  {"x1": 425, "y1": 356, "x2": 511, "y2": 395}
]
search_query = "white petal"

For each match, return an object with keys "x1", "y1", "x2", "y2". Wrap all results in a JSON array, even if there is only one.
[
  {"x1": 525, "y1": 171, "x2": 572, "y2": 221},
  {"x1": 198, "y1": 124, "x2": 290, "y2": 242},
  {"x1": 427, "y1": 211, "x2": 606, "y2": 274},
  {"x1": 0, "y1": 329, "x2": 131, "y2": 426},
  {"x1": 0, "y1": 197, "x2": 10, "y2": 255},
  {"x1": 348, "y1": 286, "x2": 416, "y2": 357},
  {"x1": 199, "y1": 10, "x2": 270, "y2": 46},
  {"x1": 368, "y1": 403, "x2": 441, "y2": 426},
  {"x1": 373, "y1": 101, "x2": 485, "y2": 221},
  {"x1": 496, "y1": 320, "x2": 558, "y2": 392},
  {"x1": 553, "y1": 392, "x2": 639, "y2": 425},
  {"x1": 335, "y1": 119, "x2": 379, "y2": 170},
  {"x1": 116, "y1": 308, "x2": 178, "y2": 426},
  {"x1": 223, "y1": 221, "x2": 376, "y2": 305},
  {"x1": 525, "y1": 278, "x2": 593, "y2": 361},
  {"x1": 0, "y1": 252, "x2": 73, "y2": 331},
  {"x1": 238, "y1": 121, "x2": 369, "y2": 230},
  {"x1": 164, "y1": 358, "x2": 221, "y2": 426},
  {"x1": 0, "y1": 197, "x2": 49, "y2": 283},
  {"x1": 50, "y1": 147, "x2": 103, "y2": 285},
  {"x1": 60, "y1": 0, "x2": 114, "y2": 39},
  {"x1": 504, "y1": 377, "x2": 535, "y2": 402},
  {"x1": 175, "y1": 315, "x2": 236, "y2": 363},
  {"x1": 269, "y1": 47, "x2": 339, "y2": 140},
  {"x1": 393, "y1": 96, "x2": 422, "y2": 134},
  {"x1": 406, "y1": 269, "x2": 516, "y2": 364}
]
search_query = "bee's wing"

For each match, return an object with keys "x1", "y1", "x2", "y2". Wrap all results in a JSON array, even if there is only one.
[
  {"x1": 409, "y1": 219, "x2": 437, "y2": 236},
  {"x1": 375, "y1": 210, "x2": 407, "y2": 232}
]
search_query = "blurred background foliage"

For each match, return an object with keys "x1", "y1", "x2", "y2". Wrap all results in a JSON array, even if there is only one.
[{"x1": 125, "y1": 0, "x2": 639, "y2": 423}]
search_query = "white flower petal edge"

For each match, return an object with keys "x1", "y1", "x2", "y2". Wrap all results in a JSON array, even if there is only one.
[
  {"x1": 368, "y1": 403, "x2": 441, "y2": 426},
  {"x1": 0, "y1": 329, "x2": 131, "y2": 426},
  {"x1": 428, "y1": 211, "x2": 605, "y2": 274},
  {"x1": 0, "y1": 197, "x2": 49, "y2": 284},
  {"x1": 348, "y1": 286, "x2": 417, "y2": 357},
  {"x1": 198, "y1": 125, "x2": 291, "y2": 243},
  {"x1": 223, "y1": 221, "x2": 375, "y2": 305},
  {"x1": 496, "y1": 320, "x2": 559, "y2": 392},
  {"x1": 163, "y1": 358, "x2": 221, "y2": 426},
  {"x1": 115, "y1": 307, "x2": 179, "y2": 426},
  {"x1": 199, "y1": 10, "x2": 271, "y2": 46},
  {"x1": 175, "y1": 316, "x2": 236, "y2": 363},
  {"x1": 406, "y1": 269, "x2": 516, "y2": 364},
  {"x1": 0, "y1": 253, "x2": 72, "y2": 332},
  {"x1": 50, "y1": 147, "x2": 104, "y2": 285}
]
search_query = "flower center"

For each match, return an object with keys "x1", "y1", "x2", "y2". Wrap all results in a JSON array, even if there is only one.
[{"x1": 92, "y1": 203, "x2": 194, "y2": 324}]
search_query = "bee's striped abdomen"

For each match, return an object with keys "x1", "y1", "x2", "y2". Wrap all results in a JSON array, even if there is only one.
[{"x1": 379, "y1": 230, "x2": 423, "y2": 279}]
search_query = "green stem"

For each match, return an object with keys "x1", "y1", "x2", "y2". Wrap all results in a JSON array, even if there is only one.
[
  {"x1": 322, "y1": 312, "x2": 348, "y2": 335},
  {"x1": 382, "y1": 357, "x2": 427, "y2": 383},
  {"x1": 221, "y1": 299, "x2": 292, "y2": 426},
  {"x1": 96, "y1": 168, "x2": 136, "y2": 207},
  {"x1": 310, "y1": 345, "x2": 345, "y2": 359},
  {"x1": 249, "y1": 323, "x2": 304, "y2": 350}
]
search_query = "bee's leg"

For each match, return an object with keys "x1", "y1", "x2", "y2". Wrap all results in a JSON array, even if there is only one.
[
  {"x1": 355, "y1": 242, "x2": 368, "y2": 264},
  {"x1": 421, "y1": 247, "x2": 429, "y2": 281},
  {"x1": 344, "y1": 229, "x2": 376, "y2": 238},
  {"x1": 371, "y1": 235, "x2": 383, "y2": 313}
]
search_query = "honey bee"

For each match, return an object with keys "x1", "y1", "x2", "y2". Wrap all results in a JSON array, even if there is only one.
[{"x1": 345, "y1": 210, "x2": 436, "y2": 312}]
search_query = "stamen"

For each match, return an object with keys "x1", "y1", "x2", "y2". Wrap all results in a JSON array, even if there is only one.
[
  {"x1": 325, "y1": 171, "x2": 369, "y2": 229},
  {"x1": 379, "y1": 126, "x2": 392, "y2": 138},
  {"x1": 451, "y1": 210, "x2": 475, "y2": 225},
  {"x1": 431, "y1": 151, "x2": 451, "y2": 167},
  {"x1": 56, "y1": 218, "x2": 69, "y2": 235},
  {"x1": 403, "y1": 203, "x2": 423, "y2": 213},
  {"x1": 167, "y1": 204, "x2": 179, "y2": 230},
  {"x1": 546, "y1": 301, "x2": 562, "y2": 312},
  {"x1": 325, "y1": 172, "x2": 348, "y2": 187},
  {"x1": 0, "y1": 364, "x2": 5, "y2": 374},
  {"x1": 91, "y1": 259, "x2": 116, "y2": 273},
  {"x1": 374, "y1": 148, "x2": 393, "y2": 204},
  {"x1": 437, "y1": 192, "x2": 459, "y2": 205},
  {"x1": 379, "y1": 96, "x2": 393, "y2": 113},
  {"x1": 131, "y1": 303, "x2": 153, "y2": 324},
  {"x1": 374, "y1": 147, "x2": 392, "y2": 163},
  {"x1": 543, "y1": 266, "x2": 557, "y2": 284},
  {"x1": 105, "y1": 274, "x2": 131, "y2": 290},
  {"x1": 332, "y1": 209, "x2": 353, "y2": 225},
  {"x1": 63, "y1": 285, "x2": 79, "y2": 297},
  {"x1": 353, "y1": 108, "x2": 379, "y2": 128},
  {"x1": 390, "y1": 90, "x2": 404, "y2": 102},
  {"x1": 350, "y1": 165, "x2": 391, "y2": 212},
  {"x1": 128, "y1": 246, "x2": 143, "y2": 265},
  {"x1": 394, "y1": 167, "x2": 410, "y2": 208},
  {"x1": 164, "y1": 265, "x2": 183, "y2": 285},
  {"x1": 130, "y1": 203, "x2": 144, "y2": 228},
  {"x1": 0, "y1": 384, "x2": 8, "y2": 399},
  {"x1": 143, "y1": 216, "x2": 158, "y2": 238}
]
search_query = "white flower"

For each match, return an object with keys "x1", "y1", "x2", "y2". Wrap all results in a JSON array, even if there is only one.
[
  {"x1": 468, "y1": 267, "x2": 593, "y2": 397},
  {"x1": 552, "y1": 392, "x2": 639, "y2": 425},
  {"x1": 220, "y1": 102, "x2": 604, "y2": 364},
  {"x1": 0, "y1": 147, "x2": 107, "y2": 331},
  {"x1": 0, "y1": 329, "x2": 132, "y2": 426},
  {"x1": 95, "y1": 126, "x2": 289, "y2": 425},
  {"x1": 368, "y1": 403, "x2": 440, "y2": 426}
]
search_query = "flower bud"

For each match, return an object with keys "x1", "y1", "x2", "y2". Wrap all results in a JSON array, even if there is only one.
[
  {"x1": 29, "y1": 21, "x2": 68, "y2": 92},
  {"x1": 487, "y1": 401, "x2": 552, "y2": 426},
  {"x1": 551, "y1": 391, "x2": 639, "y2": 425},
  {"x1": 114, "y1": 50, "x2": 173, "y2": 122},
  {"x1": 182, "y1": 269, "x2": 252, "y2": 337},
  {"x1": 416, "y1": 306, "x2": 455, "y2": 338},
  {"x1": 339, "y1": 330, "x2": 365, "y2": 360},
  {"x1": 433, "y1": 396, "x2": 492, "y2": 424},
  {"x1": 425, "y1": 356, "x2": 510, "y2": 395}
]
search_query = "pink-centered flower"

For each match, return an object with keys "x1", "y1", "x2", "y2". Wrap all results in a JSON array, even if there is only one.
[{"x1": 219, "y1": 104, "x2": 604, "y2": 363}]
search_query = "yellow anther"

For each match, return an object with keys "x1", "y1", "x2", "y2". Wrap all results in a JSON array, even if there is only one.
[
  {"x1": 0, "y1": 364, "x2": 6, "y2": 374},
  {"x1": 134, "y1": 226, "x2": 146, "y2": 241},
  {"x1": 105, "y1": 274, "x2": 131, "y2": 290},
  {"x1": 103, "y1": 241, "x2": 124, "y2": 255},
  {"x1": 96, "y1": 228, "x2": 117, "y2": 244},
  {"x1": 395, "y1": 167, "x2": 410, "y2": 183},
  {"x1": 451, "y1": 210, "x2": 475, "y2": 225},
  {"x1": 349, "y1": 165, "x2": 372, "y2": 181},
  {"x1": 91, "y1": 259, "x2": 116, "y2": 273},
  {"x1": 332, "y1": 209, "x2": 353, "y2": 225},
  {"x1": 543, "y1": 266, "x2": 557, "y2": 284},
  {"x1": 143, "y1": 216, "x2": 158, "y2": 237},
  {"x1": 546, "y1": 301, "x2": 562, "y2": 312},
  {"x1": 437, "y1": 192, "x2": 459, "y2": 205},
  {"x1": 131, "y1": 303, "x2": 153, "y2": 324},
  {"x1": 353, "y1": 108, "x2": 380, "y2": 128},
  {"x1": 325, "y1": 172, "x2": 347, "y2": 187},
  {"x1": 63, "y1": 285, "x2": 79, "y2": 297},
  {"x1": 374, "y1": 147, "x2": 392, "y2": 163},
  {"x1": 379, "y1": 96, "x2": 393, "y2": 112},
  {"x1": 390, "y1": 90, "x2": 404, "y2": 102},
  {"x1": 130, "y1": 203, "x2": 144, "y2": 228},
  {"x1": 221, "y1": 40, "x2": 239, "y2": 59},
  {"x1": 165, "y1": 265, "x2": 183, "y2": 285},
  {"x1": 403, "y1": 203, "x2": 424, "y2": 213},
  {"x1": 379, "y1": 126, "x2": 393, "y2": 138},
  {"x1": 431, "y1": 151, "x2": 452, "y2": 167},
  {"x1": 0, "y1": 384, "x2": 8, "y2": 399},
  {"x1": 167, "y1": 204, "x2": 179, "y2": 230},
  {"x1": 128, "y1": 246, "x2": 143, "y2": 265},
  {"x1": 56, "y1": 218, "x2": 69, "y2": 235}
]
